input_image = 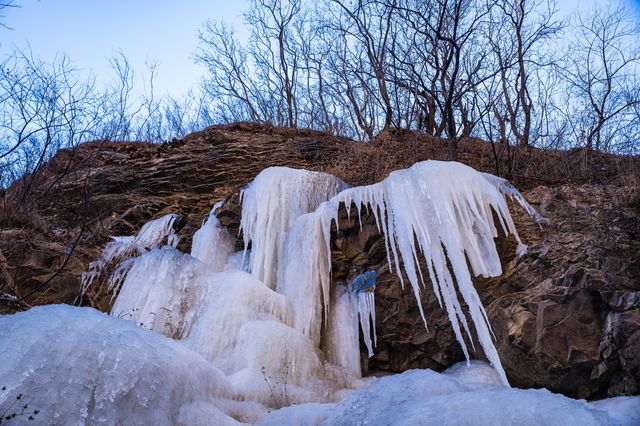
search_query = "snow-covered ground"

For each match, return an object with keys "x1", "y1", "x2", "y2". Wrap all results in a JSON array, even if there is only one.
[{"x1": 2, "y1": 162, "x2": 638, "y2": 425}]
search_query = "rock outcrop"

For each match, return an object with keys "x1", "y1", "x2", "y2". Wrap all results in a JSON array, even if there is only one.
[{"x1": 1, "y1": 123, "x2": 638, "y2": 399}]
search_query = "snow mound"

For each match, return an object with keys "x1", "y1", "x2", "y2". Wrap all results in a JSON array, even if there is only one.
[
  {"x1": 257, "y1": 361, "x2": 639, "y2": 426},
  {"x1": 0, "y1": 305, "x2": 245, "y2": 426}
]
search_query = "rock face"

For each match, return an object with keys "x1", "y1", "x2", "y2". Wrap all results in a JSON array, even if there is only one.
[
  {"x1": 326, "y1": 184, "x2": 640, "y2": 399},
  {"x1": 1, "y1": 123, "x2": 638, "y2": 399}
]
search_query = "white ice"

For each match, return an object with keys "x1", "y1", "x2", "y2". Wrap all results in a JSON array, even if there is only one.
[
  {"x1": 352, "y1": 290, "x2": 377, "y2": 358},
  {"x1": 240, "y1": 167, "x2": 348, "y2": 289},
  {"x1": 262, "y1": 160, "x2": 539, "y2": 385}
]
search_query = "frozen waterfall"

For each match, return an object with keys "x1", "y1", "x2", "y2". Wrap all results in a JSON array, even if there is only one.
[{"x1": 84, "y1": 160, "x2": 541, "y2": 407}]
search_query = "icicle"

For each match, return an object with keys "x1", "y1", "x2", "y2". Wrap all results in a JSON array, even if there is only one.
[
  {"x1": 191, "y1": 201, "x2": 235, "y2": 271},
  {"x1": 277, "y1": 211, "x2": 332, "y2": 346},
  {"x1": 323, "y1": 161, "x2": 543, "y2": 385},
  {"x1": 239, "y1": 167, "x2": 348, "y2": 289},
  {"x1": 322, "y1": 284, "x2": 362, "y2": 377},
  {"x1": 352, "y1": 291, "x2": 377, "y2": 358}
]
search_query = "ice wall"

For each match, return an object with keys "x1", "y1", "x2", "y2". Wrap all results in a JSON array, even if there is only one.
[
  {"x1": 268, "y1": 161, "x2": 541, "y2": 386},
  {"x1": 88, "y1": 160, "x2": 539, "y2": 416}
]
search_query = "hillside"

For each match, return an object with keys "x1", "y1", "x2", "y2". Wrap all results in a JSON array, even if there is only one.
[{"x1": 1, "y1": 123, "x2": 639, "y2": 401}]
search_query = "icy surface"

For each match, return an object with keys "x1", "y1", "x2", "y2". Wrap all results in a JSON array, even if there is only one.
[
  {"x1": 258, "y1": 361, "x2": 639, "y2": 426},
  {"x1": 240, "y1": 167, "x2": 348, "y2": 289},
  {"x1": 0, "y1": 305, "x2": 244, "y2": 426},
  {"x1": 81, "y1": 213, "x2": 181, "y2": 295},
  {"x1": 191, "y1": 201, "x2": 236, "y2": 271},
  {"x1": 322, "y1": 284, "x2": 362, "y2": 377},
  {"x1": 110, "y1": 247, "x2": 211, "y2": 338}
]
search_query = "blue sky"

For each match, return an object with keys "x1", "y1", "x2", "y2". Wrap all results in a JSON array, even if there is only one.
[
  {"x1": 1, "y1": 1, "x2": 248, "y2": 97},
  {"x1": 1, "y1": 0, "x2": 638, "y2": 99}
]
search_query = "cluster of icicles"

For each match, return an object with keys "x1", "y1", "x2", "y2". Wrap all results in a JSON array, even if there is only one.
[{"x1": 82, "y1": 160, "x2": 540, "y2": 406}]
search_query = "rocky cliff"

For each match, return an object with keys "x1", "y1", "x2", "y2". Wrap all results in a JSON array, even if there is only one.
[{"x1": 1, "y1": 123, "x2": 638, "y2": 399}]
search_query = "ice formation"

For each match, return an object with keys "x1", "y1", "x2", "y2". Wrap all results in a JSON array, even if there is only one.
[
  {"x1": 248, "y1": 161, "x2": 539, "y2": 385},
  {"x1": 352, "y1": 290, "x2": 377, "y2": 357},
  {"x1": 321, "y1": 160, "x2": 535, "y2": 384},
  {"x1": 80, "y1": 213, "x2": 181, "y2": 295},
  {"x1": 191, "y1": 201, "x2": 235, "y2": 271},
  {"x1": 105, "y1": 161, "x2": 539, "y2": 391},
  {"x1": 240, "y1": 167, "x2": 348, "y2": 289}
]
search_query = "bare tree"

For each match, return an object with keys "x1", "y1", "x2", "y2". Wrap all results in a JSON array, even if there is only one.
[
  {"x1": 0, "y1": 1, "x2": 18, "y2": 31},
  {"x1": 487, "y1": 0, "x2": 563, "y2": 148},
  {"x1": 0, "y1": 48, "x2": 102, "y2": 190},
  {"x1": 563, "y1": 4, "x2": 640, "y2": 153}
]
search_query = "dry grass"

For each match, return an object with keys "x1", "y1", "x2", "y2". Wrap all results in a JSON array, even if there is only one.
[{"x1": 325, "y1": 128, "x2": 640, "y2": 190}]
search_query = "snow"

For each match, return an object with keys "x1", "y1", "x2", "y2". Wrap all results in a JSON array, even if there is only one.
[
  {"x1": 257, "y1": 361, "x2": 640, "y2": 426},
  {"x1": 0, "y1": 305, "x2": 245, "y2": 426}
]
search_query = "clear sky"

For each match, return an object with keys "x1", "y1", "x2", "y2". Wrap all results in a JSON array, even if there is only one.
[
  {"x1": 1, "y1": 0, "x2": 249, "y2": 98},
  {"x1": 1, "y1": 0, "x2": 638, "y2": 99}
]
